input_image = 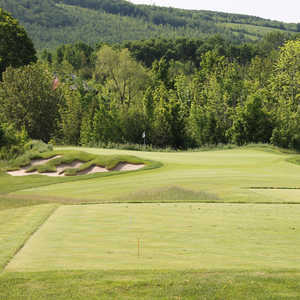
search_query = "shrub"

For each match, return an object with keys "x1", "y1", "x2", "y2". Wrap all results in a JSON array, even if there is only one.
[
  {"x1": 24, "y1": 140, "x2": 53, "y2": 153},
  {"x1": 0, "y1": 124, "x2": 29, "y2": 160}
]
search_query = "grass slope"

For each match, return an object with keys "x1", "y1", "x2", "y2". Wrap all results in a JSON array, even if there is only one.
[
  {"x1": 6, "y1": 203, "x2": 300, "y2": 272},
  {"x1": 7, "y1": 146, "x2": 300, "y2": 204},
  {"x1": 0, "y1": 204, "x2": 58, "y2": 271},
  {"x1": 221, "y1": 22, "x2": 292, "y2": 39},
  {"x1": 2, "y1": 146, "x2": 300, "y2": 299}
]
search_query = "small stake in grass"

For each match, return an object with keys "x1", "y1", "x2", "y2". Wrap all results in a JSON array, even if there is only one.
[{"x1": 138, "y1": 238, "x2": 142, "y2": 257}]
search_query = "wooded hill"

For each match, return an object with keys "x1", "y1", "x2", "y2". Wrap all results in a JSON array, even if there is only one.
[{"x1": 0, "y1": 0, "x2": 298, "y2": 49}]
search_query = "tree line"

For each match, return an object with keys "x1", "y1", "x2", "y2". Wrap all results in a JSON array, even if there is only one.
[
  {"x1": 0, "y1": 0, "x2": 299, "y2": 50},
  {"x1": 0, "y1": 9, "x2": 300, "y2": 157}
]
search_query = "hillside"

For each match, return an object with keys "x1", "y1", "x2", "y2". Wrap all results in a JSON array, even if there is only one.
[{"x1": 0, "y1": 0, "x2": 299, "y2": 49}]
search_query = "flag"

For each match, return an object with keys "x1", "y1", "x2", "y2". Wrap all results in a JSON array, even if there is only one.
[{"x1": 52, "y1": 77, "x2": 59, "y2": 90}]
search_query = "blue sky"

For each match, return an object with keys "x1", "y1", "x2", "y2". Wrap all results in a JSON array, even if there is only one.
[{"x1": 129, "y1": 0, "x2": 300, "y2": 23}]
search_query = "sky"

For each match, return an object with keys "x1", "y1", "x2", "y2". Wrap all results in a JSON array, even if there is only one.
[{"x1": 129, "y1": 0, "x2": 300, "y2": 23}]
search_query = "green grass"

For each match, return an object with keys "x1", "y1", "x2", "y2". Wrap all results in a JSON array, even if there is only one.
[
  {"x1": 286, "y1": 156, "x2": 300, "y2": 166},
  {"x1": 6, "y1": 146, "x2": 300, "y2": 204},
  {"x1": 0, "y1": 150, "x2": 159, "y2": 196},
  {"x1": 0, "y1": 204, "x2": 58, "y2": 271},
  {"x1": 220, "y1": 22, "x2": 290, "y2": 39},
  {"x1": 2, "y1": 145, "x2": 300, "y2": 299},
  {"x1": 6, "y1": 150, "x2": 153, "y2": 174},
  {"x1": 113, "y1": 186, "x2": 219, "y2": 202},
  {"x1": 5, "y1": 203, "x2": 300, "y2": 272},
  {"x1": 1, "y1": 270, "x2": 300, "y2": 299},
  {"x1": 0, "y1": 196, "x2": 53, "y2": 211}
]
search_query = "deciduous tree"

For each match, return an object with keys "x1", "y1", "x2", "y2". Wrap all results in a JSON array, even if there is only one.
[
  {"x1": 0, "y1": 63, "x2": 62, "y2": 141},
  {"x1": 0, "y1": 8, "x2": 36, "y2": 79}
]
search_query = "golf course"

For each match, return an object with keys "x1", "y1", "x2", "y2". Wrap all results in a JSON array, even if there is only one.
[{"x1": 1, "y1": 145, "x2": 300, "y2": 299}]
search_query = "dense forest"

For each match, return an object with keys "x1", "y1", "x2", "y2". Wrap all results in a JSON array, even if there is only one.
[
  {"x1": 0, "y1": 0, "x2": 299, "y2": 49},
  {"x1": 1, "y1": 5, "x2": 300, "y2": 159}
]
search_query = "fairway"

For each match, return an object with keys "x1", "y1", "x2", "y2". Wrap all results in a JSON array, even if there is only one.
[
  {"x1": 2, "y1": 147, "x2": 300, "y2": 299},
  {"x1": 7, "y1": 147, "x2": 300, "y2": 204},
  {"x1": 6, "y1": 203, "x2": 300, "y2": 272}
]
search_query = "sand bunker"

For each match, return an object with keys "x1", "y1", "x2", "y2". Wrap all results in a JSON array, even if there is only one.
[
  {"x1": 30, "y1": 155, "x2": 62, "y2": 166},
  {"x1": 7, "y1": 157, "x2": 144, "y2": 177},
  {"x1": 112, "y1": 163, "x2": 145, "y2": 171},
  {"x1": 7, "y1": 156, "x2": 63, "y2": 177},
  {"x1": 56, "y1": 160, "x2": 84, "y2": 175},
  {"x1": 77, "y1": 165, "x2": 108, "y2": 175}
]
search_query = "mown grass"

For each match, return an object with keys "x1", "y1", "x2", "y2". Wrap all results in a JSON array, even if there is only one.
[
  {"x1": 2, "y1": 145, "x2": 300, "y2": 299},
  {"x1": 9, "y1": 146, "x2": 300, "y2": 204},
  {"x1": 0, "y1": 204, "x2": 58, "y2": 271},
  {"x1": 1, "y1": 270, "x2": 300, "y2": 299},
  {"x1": 114, "y1": 186, "x2": 219, "y2": 202},
  {"x1": 6, "y1": 203, "x2": 300, "y2": 272}
]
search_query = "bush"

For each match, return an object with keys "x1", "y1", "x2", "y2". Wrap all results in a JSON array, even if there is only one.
[
  {"x1": 24, "y1": 140, "x2": 53, "y2": 153},
  {"x1": 0, "y1": 124, "x2": 29, "y2": 160}
]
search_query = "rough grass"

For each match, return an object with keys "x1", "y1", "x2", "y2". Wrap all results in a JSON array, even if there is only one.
[
  {"x1": 0, "y1": 196, "x2": 52, "y2": 211},
  {"x1": 286, "y1": 156, "x2": 300, "y2": 166},
  {"x1": 0, "y1": 204, "x2": 58, "y2": 271},
  {"x1": 6, "y1": 203, "x2": 300, "y2": 272},
  {"x1": 1, "y1": 270, "x2": 300, "y2": 300},
  {"x1": 114, "y1": 186, "x2": 219, "y2": 202}
]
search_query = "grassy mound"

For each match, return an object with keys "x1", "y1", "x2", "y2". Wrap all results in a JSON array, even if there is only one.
[{"x1": 6, "y1": 150, "x2": 159, "y2": 176}]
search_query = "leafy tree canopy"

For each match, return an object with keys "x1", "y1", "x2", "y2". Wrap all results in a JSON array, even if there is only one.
[
  {"x1": 0, "y1": 0, "x2": 299, "y2": 49},
  {"x1": 0, "y1": 63, "x2": 62, "y2": 142},
  {"x1": 0, "y1": 8, "x2": 36, "y2": 79}
]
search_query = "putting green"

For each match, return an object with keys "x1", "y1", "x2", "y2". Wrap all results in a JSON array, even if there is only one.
[
  {"x1": 6, "y1": 203, "x2": 300, "y2": 272},
  {"x1": 8, "y1": 147, "x2": 300, "y2": 203}
]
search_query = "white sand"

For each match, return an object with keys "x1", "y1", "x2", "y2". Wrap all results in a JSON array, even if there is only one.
[
  {"x1": 7, "y1": 169, "x2": 40, "y2": 177},
  {"x1": 7, "y1": 155, "x2": 62, "y2": 177},
  {"x1": 30, "y1": 155, "x2": 62, "y2": 166},
  {"x1": 77, "y1": 165, "x2": 108, "y2": 175},
  {"x1": 112, "y1": 163, "x2": 145, "y2": 171}
]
